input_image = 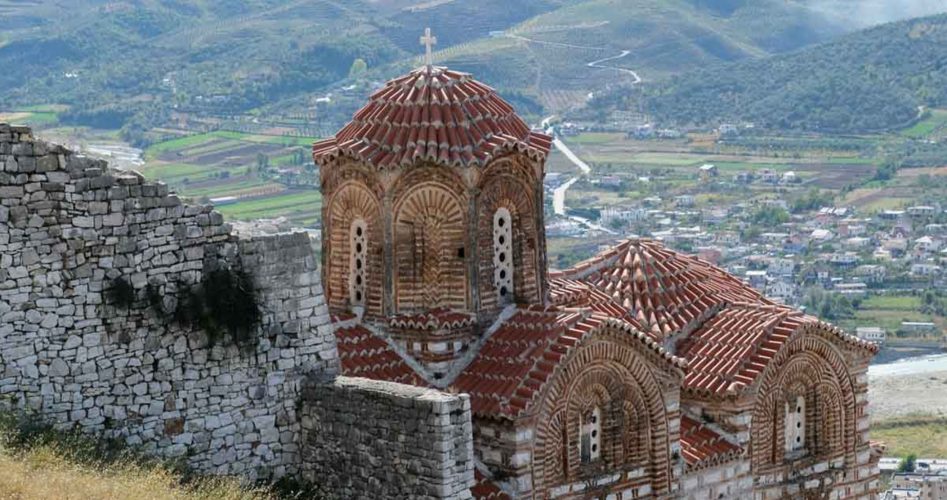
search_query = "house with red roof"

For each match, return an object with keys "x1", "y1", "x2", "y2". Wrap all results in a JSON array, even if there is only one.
[{"x1": 312, "y1": 55, "x2": 881, "y2": 499}]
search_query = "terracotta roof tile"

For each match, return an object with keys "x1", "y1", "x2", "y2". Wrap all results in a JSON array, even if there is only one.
[
  {"x1": 313, "y1": 66, "x2": 550, "y2": 170},
  {"x1": 451, "y1": 309, "x2": 683, "y2": 418},
  {"x1": 680, "y1": 415, "x2": 742, "y2": 469},
  {"x1": 677, "y1": 302, "x2": 877, "y2": 397},
  {"x1": 334, "y1": 324, "x2": 427, "y2": 387},
  {"x1": 551, "y1": 239, "x2": 769, "y2": 339}
]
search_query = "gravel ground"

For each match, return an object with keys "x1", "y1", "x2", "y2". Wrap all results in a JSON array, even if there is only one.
[{"x1": 869, "y1": 369, "x2": 947, "y2": 421}]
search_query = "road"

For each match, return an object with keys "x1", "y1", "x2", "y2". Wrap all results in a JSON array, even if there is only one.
[
  {"x1": 543, "y1": 116, "x2": 616, "y2": 235},
  {"x1": 519, "y1": 30, "x2": 641, "y2": 236},
  {"x1": 587, "y1": 50, "x2": 641, "y2": 85}
]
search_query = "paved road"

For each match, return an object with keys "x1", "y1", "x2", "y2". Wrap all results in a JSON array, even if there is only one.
[
  {"x1": 587, "y1": 50, "x2": 641, "y2": 85},
  {"x1": 542, "y1": 117, "x2": 616, "y2": 235}
]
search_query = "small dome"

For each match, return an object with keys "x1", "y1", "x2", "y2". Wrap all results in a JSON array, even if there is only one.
[{"x1": 313, "y1": 66, "x2": 551, "y2": 170}]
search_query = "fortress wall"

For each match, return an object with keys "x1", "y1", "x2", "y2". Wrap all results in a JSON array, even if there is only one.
[
  {"x1": 0, "y1": 124, "x2": 337, "y2": 479},
  {"x1": 298, "y1": 376, "x2": 475, "y2": 499}
]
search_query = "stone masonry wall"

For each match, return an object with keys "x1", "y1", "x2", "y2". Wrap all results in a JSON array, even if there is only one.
[
  {"x1": 0, "y1": 124, "x2": 337, "y2": 479},
  {"x1": 299, "y1": 376, "x2": 475, "y2": 499}
]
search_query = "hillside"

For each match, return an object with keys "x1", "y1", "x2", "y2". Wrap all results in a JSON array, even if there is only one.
[
  {"x1": 0, "y1": 0, "x2": 869, "y2": 139},
  {"x1": 627, "y1": 13, "x2": 947, "y2": 133},
  {"x1": 422, "y1": 0, "x2": 853, "y2": 112}
]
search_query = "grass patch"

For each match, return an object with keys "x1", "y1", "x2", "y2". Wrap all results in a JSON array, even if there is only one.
[
  {"x1": 0, "y1": 111, "x2": 58, "y2": 126},
  {"x1": 873, "y1": 415, "x2": 947, "y2": 458},
  {"x1": 0, "y1": 410, "x2": 273, "y2": 500},
  {"x1": 215, "y1": 191, "x2": 321, "y2": 221},
  {"x1": 143, "y1": 163, "x2": 219, "y2": 183},
  {"x1": 861, "y1": 294, "x2": 922, "y2": 311},
  {"x1": 210, "y1": 131, "x2": 319, "y2": 147},
  {"x1": 900, "y1": 109, "x2": 947, "y2": 138},
  {"x1": 145, "y1": 131, "x2": 319, "y2": 162},
  {"x1": 145, "y1": 133, "x2": 219, "y2": 160},
  {"x1": 177, "y1": 179, "x2": 277, "y2": 199},
  {"x1": 563, "y1": 133, "x2": 623, "y2": 145},
  {"x1": 850, "y1": 308, "x2": 932, "y2": 332}
]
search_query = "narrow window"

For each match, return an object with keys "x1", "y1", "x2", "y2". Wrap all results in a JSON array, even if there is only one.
[
  {"x1": 580, "y1": 406, "x2": 602, "y2": 464},
  {"x1": 785, "y1": 395, "x2": 805, "y2": 454},
  {"x1": 493, "y1": 208, "x2": 514, "y2": 303},
  {"x1": 349, "y1": 219, "x2": 367, "y2": 307}
]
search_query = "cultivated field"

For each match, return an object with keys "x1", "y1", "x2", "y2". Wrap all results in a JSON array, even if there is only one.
[{"x1": 140, "y1": 131, "x2": 321, "y2": 227}]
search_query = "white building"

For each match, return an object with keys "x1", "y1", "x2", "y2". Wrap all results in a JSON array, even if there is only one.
[
  {"x1": 855, "y1": 327, "x2": 885, "y2": 346},
  {"x1": 911, "y1": 263, "x2": 943, "y2": 277}
]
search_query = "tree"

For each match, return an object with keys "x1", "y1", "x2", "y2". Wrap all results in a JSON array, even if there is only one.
[
  {"x1": 348, "y1": 58, "x2": 368, "y2": 78},
  {"x1": 751, "y1": 206, "x2": 790, "y2": 226},
  {"x1": 256, "y1": 153, "x2": 270, "y2": 177},
  {"x1": 899, "y1": 453, "x2": 917, "y2": 473}
]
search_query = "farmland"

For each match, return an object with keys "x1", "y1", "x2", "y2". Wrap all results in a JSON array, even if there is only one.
[
  {"x1": 139, "y1": 130, "x2": 320, "y2": 227},
  {"x1": 552, "y1": 132, "x2": 878, "y2": 213}
]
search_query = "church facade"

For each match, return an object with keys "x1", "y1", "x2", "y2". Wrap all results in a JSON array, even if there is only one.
[{"x1": 312, "y1": 63, "x2": 882, "y2": 499}]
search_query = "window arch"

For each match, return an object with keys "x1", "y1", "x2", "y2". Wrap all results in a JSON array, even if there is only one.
[
  {"x1": 784, "y1": 395, "x2": 806, "y2": 454},
  {"x1": 580, "y1": 406, "x2": 602, "y2": 464},
  {"x1": 349, "y1": 219, "x2": 367, "y2": 307},
  {"x1": 324, "y1": 181, "x2": 381, "y2": 317},
  {"x1": 493, "y1": 207, "x2": 514, "y2": 303}
]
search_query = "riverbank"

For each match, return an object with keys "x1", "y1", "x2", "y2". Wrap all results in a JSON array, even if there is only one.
[{"x1": 872, "y1": 341, "x2": 944, "y2": 365}]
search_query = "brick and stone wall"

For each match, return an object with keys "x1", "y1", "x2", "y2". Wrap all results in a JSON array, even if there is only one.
[
  {"x1": 299, "y1": 376, "x2": 475, "y2": 499},
  {"x1": 679, "y1": 460, "x2": 752, "y2": 500},
  {"x1": 0, "y1": 124, "x2": 337, "y2": 479}
]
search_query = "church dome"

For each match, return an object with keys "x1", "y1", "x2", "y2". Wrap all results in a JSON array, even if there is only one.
[{"x1": 313, "y1": 66, "x2": 551, "y2": 170}]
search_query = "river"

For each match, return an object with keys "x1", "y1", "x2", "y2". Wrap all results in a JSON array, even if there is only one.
[{"x1": 869, "y1": 352, "x2": 947, "y2": 378}]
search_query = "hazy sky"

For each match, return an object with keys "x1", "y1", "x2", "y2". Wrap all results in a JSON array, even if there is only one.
[{"x1": 808, "y1": 0, "x2": 947, "y2": 28}]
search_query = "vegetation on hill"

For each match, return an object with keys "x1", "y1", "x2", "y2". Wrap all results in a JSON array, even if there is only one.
[
  {"x1": 631, "y1": 14, "x2": 947, "y2": 133},
  {"x1": 1, "y1": 0, "x2": 877, "y2": 139}
]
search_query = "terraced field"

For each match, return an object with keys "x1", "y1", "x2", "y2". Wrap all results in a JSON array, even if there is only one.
[{"x1": 140, "y1": 130, "x2": 321, "y2": 227}]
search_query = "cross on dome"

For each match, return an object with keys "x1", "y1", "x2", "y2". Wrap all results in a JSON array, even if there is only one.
[{"x1": 420, "y1": 27, "x2": 437, "y2": 67}]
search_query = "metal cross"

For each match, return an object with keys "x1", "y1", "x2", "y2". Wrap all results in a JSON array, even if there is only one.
[{"x1": 420, "y1": 27, "x2": 437, "y2": 67}]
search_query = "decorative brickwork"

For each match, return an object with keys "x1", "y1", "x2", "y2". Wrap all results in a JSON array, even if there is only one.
[
  {"x1": 392, "y1": 175, "x2": 469, "y2": 312},
  {"x1": 477, "y1": 156, "x2": 544, "y2": 313},
  {"x1": 529, "y1": 324, "x2": 683, "y2": 497},
  {"x1": 323, "y1": 179, "x2": 384, "y2": 317}
]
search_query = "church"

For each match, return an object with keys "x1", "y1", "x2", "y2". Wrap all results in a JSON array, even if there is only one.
[{"x1": 312, "y1": 33, "x2": 883, "y2": 499}]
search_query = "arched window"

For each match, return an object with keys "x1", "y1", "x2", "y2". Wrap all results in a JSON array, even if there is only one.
[
  {"x1": 785, "y1": 395, "x2": 806, "y2": 454},
  {"x1": 580, "y1": 406, "x2": 602, "y2": 464},
  {"x1": 493, "y1": 208, "x2": 514, "y2": 303},
  {"x1": 349, "y1": 219, "x2": 367, "y2": 307}
]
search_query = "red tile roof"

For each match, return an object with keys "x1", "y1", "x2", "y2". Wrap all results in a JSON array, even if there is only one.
[
  {"x1": 554, "y1": 238, "x2": 877, "y2": 399},
  {"x1": 334, "y1": 323, "x2": 427, "y2": 386},
  {"x1": 552, "y1": 239, "x2": 768, "y2": 338},
  {"x1": 677, "y1": 302, "x2": 877, "y2": 397},
  {"x1": 472, "y1": 470, "x2": 510, "y2": 500},
  {"x1": 451, "y1": 308, "x2": 684, "y2": 418},
  {"x1": 679, "y1": 415, "x2": 742, "y2": 469},
  {"x1": 549, "y1": 277, "x2": 646, "y2": 333},
  {"x1": 313, "y1": 66, "x2": 551, "y2": 170}
]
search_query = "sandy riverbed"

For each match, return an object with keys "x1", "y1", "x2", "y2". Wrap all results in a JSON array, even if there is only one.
[{"x1": 870, "y1": 369, "x2": 947, "y2": 421}]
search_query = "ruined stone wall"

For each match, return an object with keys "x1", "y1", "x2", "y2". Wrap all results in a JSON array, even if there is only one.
[
  {"x1": 299, "y1": 376, "x2": 475, "y2": 499},
  {"x1": 0, "y1": 124, "x2": 337, "y2": 479}
]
